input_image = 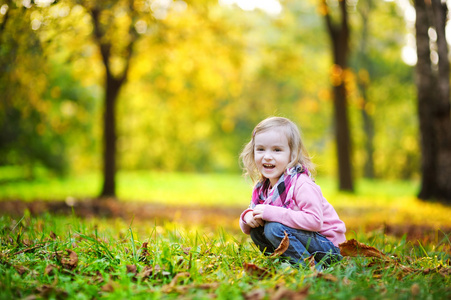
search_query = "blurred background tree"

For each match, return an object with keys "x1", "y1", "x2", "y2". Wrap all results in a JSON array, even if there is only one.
[
  {"x1": 414, "y1": 0, "x2": 451, "y2": 202},
  {"x1": 0, "y1": 0, "x2": 428, "y2": 197},
  {"x1": 321, "y1": 0, "x2": 353, "y2": 192}
]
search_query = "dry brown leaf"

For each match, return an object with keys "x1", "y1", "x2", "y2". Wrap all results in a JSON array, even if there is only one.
[
  {"x1": 410, "y1": 283, "x2": 420, "y2": 296},
  {"x1": 138, "y1": 266, "x2": 154, "y2": 279},
  {"x1": 91, "y1": 270, "x2": 104, "y2": 284},
  {"x1": 245, "y1": 288, "x2": 266, "y2": 300},
  {"x1": 126, "y1": 264, "x2": 137, "y2": 275},
  {"x1": 168, "y1": 272, "x2": 191, "y2": 287},
  {"x1": 339, "y1": 239, "x2": 390, "y2": 260},
  {"x1": 161, "y1": 272, "x2": 191, "y2": 293},
  {"x1": 271, "y1": 286, "x2": 309, "y2": 300},
  {"x1": 140, "y1": 242, "x2": 149, "y2": 261},
  {"x1": 49, "y1": 231, "x2": 57, "y2": 240},
  {"x1": 36, "y1": 284, "x2": 54, "y2": 297},
  {"x1": 44, "y1": 264, "x2": 57, "y2": 276},
  {"x1": 395, "y1": 262, "x2": 415, "y2": 274},
  {"x1": 243, "y1": 262, "x2": 269, "y2": 278},
  {"x1": 316, "y1": 272, "x2": 338, "y2": 282},
  {"x1": 13, "y1": 243, "x2": 47, "y2": 255},
  {"x1": 439, "y1": 267, "x2": 451, "y2": 277},
  {"x1": 271, "y1": 231, "x2": 289, "y2": 257},
  {"x1": 22, "y1": 239, "x2": 32, "y2": 247},
  {"x1": 101, "y1": 282, "x2": 117, "y2": 292},
  {"x1": 304, "y1": 255, "x2": 316, "y2": 272},
  {"x1": 197, "y1": 282, "x2": 220, "y2": 290},
  {"x1": 306, "y1": 270, "x2": 338, "y2": 282},
  {"x1": 342, "y1": 277, "x2": 352, "y2": 285},
  {"x1": 61, "y1": 249, "x2": 78, "y2": 270},
  {"x1": 15, "y1": 265, "x2": 28, "y2": 275}
]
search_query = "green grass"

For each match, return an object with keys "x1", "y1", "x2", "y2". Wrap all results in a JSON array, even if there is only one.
[
  {"x1": 2, "y1": 167, "x2": 451, "y2": 232},
  {"x1": 0, "y1": 168, "x2": 252, "y2": 207},
  {"x1": 1, "y1": 167, "x2": 450, "y2": 298},
  {"x1": 0, "y1": 166, "x2": 419, "y2": 206},
  {"x1": 0, "y1": 213, "x2": 450, "y2": 299}
]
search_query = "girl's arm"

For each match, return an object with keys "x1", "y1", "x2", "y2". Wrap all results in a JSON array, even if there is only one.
[
  {"x1": 239, "y1": 209, "x2": 253, "y2": 234},
  {"x1": 261, "y1": 180, "x2": 324, "y2": 232},
  {"x1": 239, "y1": 208, "x2": 265, "y2": 234}
]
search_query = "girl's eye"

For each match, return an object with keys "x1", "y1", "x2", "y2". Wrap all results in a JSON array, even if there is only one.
[
  {"x1": 274, "y1": 149, "x2": 281, "y2": 152},
  {"x1": 256, "y1": 148, "x2": 264, "y2": 151}
]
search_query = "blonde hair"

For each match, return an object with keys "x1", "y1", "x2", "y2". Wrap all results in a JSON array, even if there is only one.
[{"x1": 240, "y1": 117, "x2": 315, "y2": 183}]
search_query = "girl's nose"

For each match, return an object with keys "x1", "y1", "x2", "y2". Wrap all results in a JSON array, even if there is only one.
[{"x1": 263, "y1": 151, "x2": 272, "y2": 160}]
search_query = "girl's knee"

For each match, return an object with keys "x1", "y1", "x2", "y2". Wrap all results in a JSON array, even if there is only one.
[{"x1": 263, "y1": 222, "x2": 286, "y2": 241}]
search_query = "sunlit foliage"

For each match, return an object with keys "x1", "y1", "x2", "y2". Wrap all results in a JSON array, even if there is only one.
[{"x1": 0, "y1": 0, "x2": 418, "y2": 179}]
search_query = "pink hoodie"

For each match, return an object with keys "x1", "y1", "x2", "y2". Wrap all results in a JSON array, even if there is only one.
[{"x1": 239, "y1": 173, "x2": 346, "y2": 247}]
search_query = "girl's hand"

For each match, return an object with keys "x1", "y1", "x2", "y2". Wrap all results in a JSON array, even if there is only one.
[
  {"x1": 243, "y1": 210, "x2": 265, "y2": 228},
  {"x1": 252, "y1": 204, "x2": 266, "y2": 221}
]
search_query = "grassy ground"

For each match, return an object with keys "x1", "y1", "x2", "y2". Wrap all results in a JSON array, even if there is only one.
[
  {"x1": 1, "y1": 169, "x2": 449, "y2": 233},
  {"x1": 0, "y1": 169, "x2": 450, "y2": 299},
  {"x1": 0, "y1": 213, "x2": 450, "y2": 299}
]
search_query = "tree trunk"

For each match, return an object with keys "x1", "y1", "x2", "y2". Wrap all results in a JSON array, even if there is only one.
[
  {"x1": 323, "y1": 0, "x2": 354, "y2": 191},
  {"x1": 88, "y1": 3, "x2": 137, "y2": 198},
  {"x1": 415, "y1": 0, "x2": 451, "y2": 202},
  {"x1": 357, "y1": 0, "x2": 375, "y2": 179},
  {"x1": 100, "y1": 76, "x2": 121, "y2": 197},
  {"x1": 360, "y1": 85, "x2": 375, "y2": 178}
]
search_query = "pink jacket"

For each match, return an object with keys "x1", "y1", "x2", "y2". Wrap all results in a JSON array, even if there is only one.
[{"x1": 240, "y1": 174, "x2": 346, "y2": 247}]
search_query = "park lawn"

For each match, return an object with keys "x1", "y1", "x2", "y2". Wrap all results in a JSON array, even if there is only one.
[
  {"x1": 0, "y1": 167, "x2": 420, "y2": 206},
  {"x1": 0, "y1": 169, "x2": 450, "y2": 298},
  {"x1": 0, "y1": 212, "x2": 450, "y2": 300},
  {"x1": 1, "y1": 169, "x2": 450, "y2": 233}
]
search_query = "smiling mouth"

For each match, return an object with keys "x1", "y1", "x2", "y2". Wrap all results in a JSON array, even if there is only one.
[{"x1": 263, "y1": 164, "x2": 275, "y2": 169}]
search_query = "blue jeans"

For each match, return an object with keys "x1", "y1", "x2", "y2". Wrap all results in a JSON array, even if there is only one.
[{"x1": 250, "y1": 222, "x2": 342, "y2": 267}]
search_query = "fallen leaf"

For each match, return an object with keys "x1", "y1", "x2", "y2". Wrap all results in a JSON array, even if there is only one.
[
  {"x1": 61, "y1": 249, "x2": 78, "y2": 270},
  {"x1": 91, "y1": 270, "x2": 104, "y2": 284},
  {"x1": 139, "y1": 242, "x2": 150, "y2": 262},
  {"x1": 243, "y1": 262, "x2": 269, "y2": 278},
  {"x1": 162, "y1": 272, "x2": 191, "y2": 293},
  {"x1": 271, "y1": 231, "x2": 289, "y2": 257},
  {"x1": 44, "y1": 264, "x2": 57, "y2": 276},
  {"x1": 168, "y1": 272, "x2": 191, "y2": 287},
  {"x1": 197, "y1": 282, "x2": 220, "y2": 290},
  {"x1": 305, "y1": 255, "x2": 316, "y2": 272},
  {"x1": 101, "y1": 282, "x2": 117, "y2": 293},
  {"x1": 138, "y1": 265, "x2": 170, "y2": 279},
  {"x1": 342, "y1": 277, "x2": 352, "y2": 285},
  {"x1": 245, "y1": 288, "x2": 265, "y2": 300},
  {"x1": 126, "y1": 264, "x2": 137, "y2": 275},
  {"x1": 439, "y1": 267, "x2": 451, "y2": 277},
  {"x1": 271, "y1": 286, "x2": 309, "y2": 300},
  {"x1": 49, "y1": 231, "x2": 57, "y2": 240},
  {"x1": 138, "y1": 266, "x2": 153, "y2": 279},
  {"x1": 15, "y1": 265, "x2": 28, "y2": 275},
  {"x1": 13, "y1": 243, "x2": 48, "y2": 255},
  {"x1": 411, "y1": 283, "x2": 420, "y2": 296},
  {"x1": 339, "y1": 239, "x2": 390, "y2": 260},
  {"x1": 36, "y1": 284, "x2": 54, "y2": 297},
  {"x1": 316, "y1": 272, "x2": 338, "y2": 282}
]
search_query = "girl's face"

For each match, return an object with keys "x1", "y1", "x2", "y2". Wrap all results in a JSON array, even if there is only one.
[{"x1": 254, "y1": 128, "x2": 291, "y2": 187}]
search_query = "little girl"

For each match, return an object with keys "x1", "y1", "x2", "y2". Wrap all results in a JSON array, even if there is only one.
[{"x1": 239, "y1": 117, "x2": 346, "y2": 267}]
